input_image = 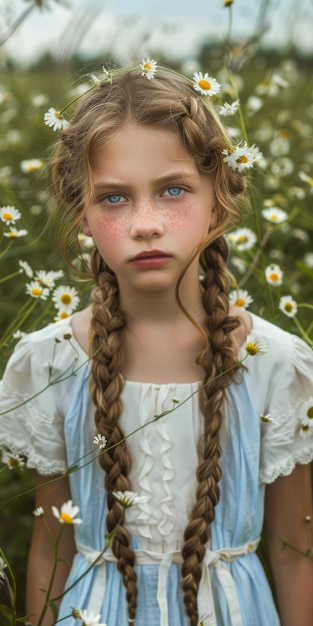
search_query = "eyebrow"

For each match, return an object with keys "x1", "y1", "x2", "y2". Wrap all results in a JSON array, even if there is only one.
[{"x1": 92, "y1": 171, "x2": 197, "y2": 191}]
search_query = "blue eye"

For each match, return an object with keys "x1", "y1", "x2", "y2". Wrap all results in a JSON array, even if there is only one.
[
  {"x1": 106, "y1": 194, "x2": 124, "y2": 204},
  {"x1": 166, "y1": 187, "x2": 183, "y2": 197}
]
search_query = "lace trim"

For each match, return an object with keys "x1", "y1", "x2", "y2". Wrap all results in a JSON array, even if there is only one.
[
  {"x1": 260, "y1": 446, "x2": 313, "y2": 484},
  {"x1": 0, "y1": 437, "x2": 66, "y2": 475}
]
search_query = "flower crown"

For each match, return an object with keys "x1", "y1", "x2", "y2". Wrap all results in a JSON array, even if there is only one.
[{"x1": 43, "y1": 57, "x2": 263, "y2": 173}]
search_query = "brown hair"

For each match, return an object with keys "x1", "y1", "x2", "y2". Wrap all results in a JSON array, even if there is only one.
[{"x1": 52, "y1": 68, "x2": 246, "y2": 625}]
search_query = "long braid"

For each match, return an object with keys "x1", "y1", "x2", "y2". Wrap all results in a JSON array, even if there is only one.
[
  {"x1": 89, "y1": 248, "x2": 138, "y2": 622},
  {"x1": 181, "y1": 237, "x2": 240, "y2": 625}
]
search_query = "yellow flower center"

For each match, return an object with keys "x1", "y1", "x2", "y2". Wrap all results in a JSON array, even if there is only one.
[
  {"x1": 270, "y1": 214, "x2": 278, "y2": 220},
  {"x1": 284, "y1": 302, "x2": 293, "y2": 313},
  {"x1": 307, "y1": 177, "x2": 313, "y2": 187},
  {"x1": 269, "y1": 272, "x2": 279, "y2": 282},
  {"x1": 236, "y1": 298, "x2": 245, "y2": 307},
  {"x1": 8, "y1": 232, "x2": 17, "y2": 238},
  {"x1": 237, "y1": 155, "x2": 249, "y2": 164},
  {"x1": 60, "y1": 512, "x2": 73, "y2": 523},
  {"x1": 307, "y1": 407, "x2": 313, "y2": 419},
  {"x1": 245, "y1": 342, "x2": 260, "y2": 356},
  {"x1": 54, "y1": 111, "x2": 63, "y2": 120},
  {"x1": 198, "y1": 79, "x2": 211, "y2": 91},
  {"x1": 143, "y1": 63, "x2": 152, "y2": 71},
  {"x1": 2, "y1": 212, "x2": 13, "y2": 220},
  {"x1": 9, "y1": 457, "x2": 19, "y2": 468},
  {"x1": 32, "y1": 288, "x2": 43, "y2": 296},
  {"x1": 237, "y1": 235, "x2": 247, "y2": 243},
  {"x1": 59, "y1": 311, "x2": 69, "y2": 319},
  {"x1": 61, "y1": 293, "x2": 72, "y2": 305}
]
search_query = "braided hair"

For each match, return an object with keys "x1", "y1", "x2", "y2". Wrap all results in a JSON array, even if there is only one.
[{"x1": 51, "y1": 69, "x2": 246, "y2": 624}]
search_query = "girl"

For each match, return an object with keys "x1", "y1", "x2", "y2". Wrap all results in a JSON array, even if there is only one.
[{"x1": 0, "y1": 66, "x2": 313, "y2": 626}]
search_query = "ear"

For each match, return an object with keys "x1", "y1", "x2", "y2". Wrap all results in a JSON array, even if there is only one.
[
  {"x1": 209, "y1": 201, "x2": 218, "y2": 230},
  {"x1": 82, "y1": 216, "x2": 92, "y2": 237}
]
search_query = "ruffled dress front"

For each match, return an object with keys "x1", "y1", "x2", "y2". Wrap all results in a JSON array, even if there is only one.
[{"x1": 1, "y1": 313, "x2": 313, "y2": 626}]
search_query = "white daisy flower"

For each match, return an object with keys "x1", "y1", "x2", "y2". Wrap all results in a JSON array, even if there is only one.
[
  {"x1": 0, "y1": 206, "x2": 21, "y2": 224},
  {"x1": 299, "y1": 423, "x2": 313, "y2": 439},
  {"x1": 246, "y1": 95, "x2": 263, "y2": 114},
  {"x1": 52, "y1": 285, "x2": 80, "y2": 312},
  {"x1": 72, "y1": 609, "x2": 107, "y2": 626},
  {"x1": 219, "y1": 100, "x2": 240, "y2": 116},
  {"x1": 261, "y1": 207, "x2": 288, "y2": 224},
  {"x1": 245, "y1": 336, "x2": 268, "y2": 356},
  {"x1": 52, "y1": 500, "x2": 82, "y2": 524},
  {"x1": 54, "y1": 310, "x2": 71, "y2": 322},
  {"x1": 20, "y1": 159, "x2": 44, "y2": 173},
  {"x1": 35, "y1": 269, "x2": 64, "y2": 288},
  {"x1": 25, "y1": 280, "x2": 50, "y2": 300},
  {"x1": 78, "y1": 233, "x2": 95, "y2": 249},
  {"x1": 299, "y1": 398, "x2": 313, "y2": 428},
  {"x1": 271, "y1": 158, "x2": 294, "y2": 178},
  {"x1": 227, "y1": 227, "x2": 257, "y2": 251},
  {"x1": 265, "y1": 264, "x2": 283, "y2": 287},
  {"x1": 93, "y1": 434, "x2": 107, "y2": 450},
  {"x1": 222, "y1": 141, "x2": 256, "y2": 172},
  {"x1": 44, "y1": 107, "x2": 69, "y2": 131},
  {"x1": 278, "y1": 295, "x2": 298, "y2": 318},
  {"x1": 260, "y1": 413, "x2": 275, "y2": 424},
  {"x1": 4, "y1": 228, "x2": 28, "y2": 238},
  {"x1": 13, "y1": 330, "x2": 26, "y2": 339},
  {"x1": 192, "y1": 72, "x2": 220, "y2": 97},
  {"x1": 229, "y1": 289, "x2": 253, "y2": 309},
  {"x1": 19, "y1": 260, "x2": 33, "y2": 277},
  {"x1": 113, "y1": 490, "x2": 148, "y2": 508},
  {"x1": 140, "y1": 58, "x2": 157, "y2": 80},
  {"x1": 33, "y1": 506, "x2": 44, "y2": 517},
  {"x1": 32, "y1": 94, "x2": 48, "y2": 107},
  {"x1": 299, "y1": 170, "x2": 313, "y2": 192},
  {"x1": 1, "y1": 450, "x2": 25, "y2": 470}
]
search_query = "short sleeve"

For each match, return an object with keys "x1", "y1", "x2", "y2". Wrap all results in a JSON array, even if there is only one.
[
  {"x1": 0, "y1": 322, "x2": 85, "y2": 475},
  {"x1": 259, "y1": 333, "x2": 313, "y2": 483}
]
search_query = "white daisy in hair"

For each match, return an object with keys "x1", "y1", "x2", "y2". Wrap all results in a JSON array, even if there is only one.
[
  {"x1": 219, "y1": 99, "x2": 240, "y2": 116},
  {"x1": 140, "y1": 58, "x2": 158, "y2": 80},
  {"x1": 44, "y1": 107, "x2": 69, "y2": 131},
  {"x1": 192, "y1": 71, "x2": 220, "y2": 97}
]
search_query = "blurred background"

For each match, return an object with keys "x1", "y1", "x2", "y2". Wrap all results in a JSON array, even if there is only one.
[{"x1": 0, "y1": 0, "x2": 313, "y2": 623}]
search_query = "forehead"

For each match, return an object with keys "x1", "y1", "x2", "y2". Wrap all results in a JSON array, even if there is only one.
[{"x1": 91, "y1": 122, "x2": 196, "y2": 179}]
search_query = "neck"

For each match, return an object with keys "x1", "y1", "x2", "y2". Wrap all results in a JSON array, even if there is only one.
[{"x1": 118, "y1": 278, "x2": 205, "y2": 327}]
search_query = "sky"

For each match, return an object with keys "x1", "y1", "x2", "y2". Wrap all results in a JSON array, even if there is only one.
[{"x1": 2, "y1": 0, "x2": 313, "y2": 66}]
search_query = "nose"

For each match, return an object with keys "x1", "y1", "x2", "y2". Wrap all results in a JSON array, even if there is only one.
[{"x1": 129, "y1": 201, "x2": 165, "y2": 240}]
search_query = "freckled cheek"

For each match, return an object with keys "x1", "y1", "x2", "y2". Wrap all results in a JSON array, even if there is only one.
[
  {"x1": 165, "y1": 204, "x2": 208, "y2": 232},
  {"x1": 92, "y1": 213, "x2": 128, "y2": 242}
]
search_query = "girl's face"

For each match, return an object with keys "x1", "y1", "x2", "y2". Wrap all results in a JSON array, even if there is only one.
[{"x1": 83, "y1": 122, "x2": 216, "y2": 294}]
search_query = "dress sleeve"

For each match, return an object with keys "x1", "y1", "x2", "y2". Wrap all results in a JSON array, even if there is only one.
[
  {"x1": 0, "y1": 331, "x2": 68, "y2": 475},
  {"x1": 259, "y1": 334, "x2": 313, "y2": 483}
]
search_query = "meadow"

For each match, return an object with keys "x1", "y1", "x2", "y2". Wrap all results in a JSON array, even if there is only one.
[{"x1": 0, "y1": 4, "x2": 313, "y2": 624}]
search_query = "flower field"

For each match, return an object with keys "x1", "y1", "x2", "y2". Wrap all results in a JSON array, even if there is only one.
[{"x1": 0, "y1": 1, "x2": 312, "y2": 624}]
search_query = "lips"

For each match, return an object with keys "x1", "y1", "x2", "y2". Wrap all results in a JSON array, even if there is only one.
[
  {"x1": 130, "y1": 250, "x2": 170, "y2": 261},
  {"x1": 129, "y1": 250, "x2": 172, "y2": 268}
]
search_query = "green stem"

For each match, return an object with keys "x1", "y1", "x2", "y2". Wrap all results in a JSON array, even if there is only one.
[
  {"x1": 293, "y1": 316, "x2": 313, "y2": 346},
  {"x1": 0, "y1": 270, "x2": 22, "y2": 285},
  {"x1": 0, "y1": 299, "x2": 38, "y2": 349},
  {"x1": 37, "y1": 526, "x2": 64, "y2": 626}
]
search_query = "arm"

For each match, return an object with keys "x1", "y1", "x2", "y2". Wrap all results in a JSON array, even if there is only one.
[
  {"x1": 265, "y1": 464, "x2": 313, "y2": 626},
  {"x1": 26, "y1": 473, "x2": 76, "y2": 626}
]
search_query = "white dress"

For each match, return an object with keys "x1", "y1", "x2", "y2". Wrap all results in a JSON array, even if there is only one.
[{"x1": 0, "y1": 313, "x2": 313, "y2": 626}]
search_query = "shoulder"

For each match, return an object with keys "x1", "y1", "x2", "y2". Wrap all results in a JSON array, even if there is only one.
[{"x1": 2, "y1": 316, "x2": 87, "y2": 393}]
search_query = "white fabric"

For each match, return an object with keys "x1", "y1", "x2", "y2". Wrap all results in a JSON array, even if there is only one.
[{"x1": 1, "y1": 313, "x2": 313, "y2": 483}]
